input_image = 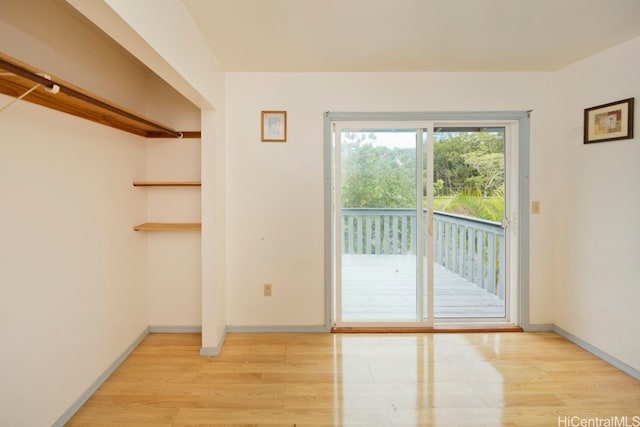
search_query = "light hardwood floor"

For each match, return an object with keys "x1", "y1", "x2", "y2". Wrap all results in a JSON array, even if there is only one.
[{"x1": 68, "y1": 332, "x2": 640, "y2": 426}]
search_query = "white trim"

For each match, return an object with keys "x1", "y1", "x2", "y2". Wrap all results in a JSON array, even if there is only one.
[
  {"x1": 326, "y1": 113, "x2": 528, "y2": 328},
  {"x1": 553, "y1": 325, "x2": 640, "y2": 380},
  {"x1": 416, "y1": 128, "x2": 426, "y2": 323},
  {"x1": 323, "y1": 113, "x2": 334, "y2": 329},
  {"x1": 524, "y1": 323, "x2": 554, "y2": 332},
  {"x1": 149, "y1": 325, "x2": 202, "y2": 333},
  {"x1": 504, "y1": 121, "x2": 520, "y2": 325},
  {"x1": 227, "y1": 325, "x2": 331, "y2": 333},
  {"x1": 334, "y1": 124, "x2": 344, "y2": 325},
  {"x1": 424, "y1": 125, "x2": 435, "y2": 325},
  {"x1": 517, "y1": 114, "x2": 531, "y2": 329},
  {"x1": 52, "y1": 327, "x2": 150, "y2": 427},
  {"x1": 199, "y1": 326, "x2": 228, "y2": 357}
]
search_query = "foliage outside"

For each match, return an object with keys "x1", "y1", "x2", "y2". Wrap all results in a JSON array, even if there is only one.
[{"x1": 341, "y1": 131, "x2": 505, "y2": 222}]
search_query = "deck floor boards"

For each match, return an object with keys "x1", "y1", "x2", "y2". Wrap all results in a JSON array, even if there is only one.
[{"x1": 342, "y1": 255, "x2": 505, "y2": 320}]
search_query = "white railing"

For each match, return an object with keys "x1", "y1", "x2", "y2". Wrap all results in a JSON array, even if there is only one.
[
  {"x1": 341, "y1": 208, "x2": 505, "y2": 299},
  {"x1": 342, "y1": 208, "x2": 418, "y2": 255}
]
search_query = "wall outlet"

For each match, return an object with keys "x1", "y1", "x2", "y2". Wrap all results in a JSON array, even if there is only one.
[{"x1": 264, "y1": 283, "x2": 272, "y2": 297}]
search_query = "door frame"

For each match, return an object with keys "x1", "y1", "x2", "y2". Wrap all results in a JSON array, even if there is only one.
[{"x1": 323, "y1": 111, "x2": 531, "y2": 329}]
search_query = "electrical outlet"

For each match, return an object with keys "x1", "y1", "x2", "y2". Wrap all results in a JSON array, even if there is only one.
[
  {"x1": 264, "y1": 283, "x2": 272, "y2": 297},
  {"x1": 531, "y1": 201, "x2": 541, "y2": 214}
]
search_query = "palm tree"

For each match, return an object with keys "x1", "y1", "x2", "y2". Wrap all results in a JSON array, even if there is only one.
[{"x1": 440, "y1": 185, "x2": 504, "y2": 222}]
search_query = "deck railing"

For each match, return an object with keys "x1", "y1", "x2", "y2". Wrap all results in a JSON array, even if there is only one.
[{"x1": 341, "y1": 208, "x2": 505, "y2": 299}]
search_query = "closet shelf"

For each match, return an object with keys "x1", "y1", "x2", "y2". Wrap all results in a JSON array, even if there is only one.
[
  {"x1": 0, "y1": 52, "x2": 200, "y2": 139},
  {"x1": 133, "y1": 223, "x2": 201, "y2": 231},
  {"x1": 133, "y1": 181, "x2": 201, "y2": 187}
]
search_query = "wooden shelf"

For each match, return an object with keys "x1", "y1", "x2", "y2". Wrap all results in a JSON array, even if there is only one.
[
  {"x1": 133, "y1": 223, "x2": 201, "y2": 231},
  {"x1": 133, "y1": 181, "x2": 201, "y2": 232},
  {"x1": 133, "y1": 181, "x2": 201, "y2": 187},
  {"x1": 0, "y1": 52, "x2": 200, "y2": 139}
]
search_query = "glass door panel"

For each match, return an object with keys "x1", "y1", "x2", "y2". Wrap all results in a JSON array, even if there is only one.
[
  {"x1": 338, "y1": 129, "x2": 419, "y2": 322},
  {"x1": 430, "y1": 127, "x2": 507, "y2": 319}
]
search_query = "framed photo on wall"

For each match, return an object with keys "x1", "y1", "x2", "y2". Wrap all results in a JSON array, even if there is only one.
[
  {"x1": 584, "y1": 98, "x2": 634, "y2": 144},
  {"x1": 261, "y1": 110, "x2": 287, "y2": 142}
]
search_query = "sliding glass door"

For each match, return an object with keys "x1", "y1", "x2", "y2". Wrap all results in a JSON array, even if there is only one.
[{"x1": 333, "y1": 120, "x2": 515, "y2": 326}]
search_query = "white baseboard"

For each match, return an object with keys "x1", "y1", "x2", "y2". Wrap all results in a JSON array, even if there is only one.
[
  {"x1": 553, "y1": 325, "x2": 640, "y2": 380},
  {"x1": 52, "y1": 326, "x2": 150, "y2": 427},
  {"x1": 200, "y1": 326, "x2": 228, "y2": 357},
  {"x1": 523, "y1": 323, "x2": 554, "y2": 332},
  {"x1": 226, "y1": 325, "x2": 331, "y2": 333},
  {"x1": 149, "y1": 325, "x2": 202, "y2": 333},
  {"x1": 199, "y1": 325, "x2": 331, "y2": 356}
]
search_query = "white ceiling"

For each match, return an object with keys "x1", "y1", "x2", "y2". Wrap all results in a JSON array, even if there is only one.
[{"x1": 182, "y1": 0, "x2": 640, "y2": 72}]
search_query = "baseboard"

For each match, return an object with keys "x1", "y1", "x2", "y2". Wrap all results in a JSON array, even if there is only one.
[
  {"x1": 199, "y1": 325, "x2": 330, "y2": 356},
  {"x1": 149, "y1": 325, "x2": 202, "y2": 333},
  {"x1": 226, "y1": 325, "x2": 332, "y2": 333},
  {"x1": 553, "y1": 325, "x2": 640, "y2": 380},
  {"x1": 523, "y1": 323, "x2": 554, "y2": 332},
  {"x1": 52, "y1": 326, "x2": 150, "y2": 427},
  {"x1": 200, "y1": 326, "x2": 228, "y2": 357}
]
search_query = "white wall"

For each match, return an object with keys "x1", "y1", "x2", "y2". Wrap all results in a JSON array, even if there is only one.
[
  {"x1": 144, "y1": 75, "x2": 202, "y2": 328},
  {"x1": 225, "y1": 72, "x2": 556, "y2": 326},
  {"x1": 201, "y1": 108, "x2": 228, "y2": 350},
  {"x1": 0, "y1": 97, "x2": 148, "y2": 426},
  {"x1": 144, "y1": 138, "x2": 202, "y2": 327},
  {"x1": 0, "y1": 0, "x2": 149, "y2": 114},
  {"x1": 0, "y1": 1, "x2": 201, "y2": 424},
  {"x1": 68, "y1": 0, "x2": 229, "y2": 350},
  {"x1": 552, "y1": 37, "x2": 640, "y2": 371},
  {"x1": 0, "y1": 2, "x2": 148, "y2": 425}
]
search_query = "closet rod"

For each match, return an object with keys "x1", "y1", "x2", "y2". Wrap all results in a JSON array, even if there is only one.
[{"x1": 0, "y1": 57, "x2": 183, "y2": 138}]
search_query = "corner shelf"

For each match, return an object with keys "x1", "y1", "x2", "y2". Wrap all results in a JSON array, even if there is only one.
[
  {"x1": 133, "y1": 181, "x2": 201, "y2": 187},
  {"x1": 133, "y1": 223, "x2": 201, "y2": 231}
]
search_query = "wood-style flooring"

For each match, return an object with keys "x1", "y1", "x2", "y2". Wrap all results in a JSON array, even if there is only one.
[{"x1": 68, "y1": 332, "x2": 640, "y2": 426}]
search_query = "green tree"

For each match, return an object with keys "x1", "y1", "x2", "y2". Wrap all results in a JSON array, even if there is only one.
[
  {"x1": 463, "y1": 151, "x2": 504, "y2": 197},
  {"x1": 341, "y1": 130, "x2": 505, "y2": 221},
  {"x1": 433, "y1": 131, "x2": 504, "y2": 196},
  {"x1": 341, "y1": 134, "x2": 416, "y2": 208}
]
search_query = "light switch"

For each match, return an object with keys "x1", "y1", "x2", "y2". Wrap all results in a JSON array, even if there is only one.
[{"x1": 531, "y1": 201, "x2": 540, "y2": 214}]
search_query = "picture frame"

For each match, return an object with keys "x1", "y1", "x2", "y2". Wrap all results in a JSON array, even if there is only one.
[
  {"x1": 584, "y1": 98, "x2": 634, "y2": 144},
  {"x1": 261, "y1": 110, "x2": 287, "y2": 142}
]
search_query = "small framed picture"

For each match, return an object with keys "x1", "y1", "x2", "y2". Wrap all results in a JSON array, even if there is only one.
[
  {"x1": 584, "y1": 98, "x2": 634, "y2": 144},
  {"x1": 261, "y1": 110, "x2": 287, "y2": 142}
]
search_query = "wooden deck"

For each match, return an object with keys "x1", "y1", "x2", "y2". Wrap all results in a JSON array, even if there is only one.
[{"x1": 341, "y1": 255, "x2": 505, "y2": 321}]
